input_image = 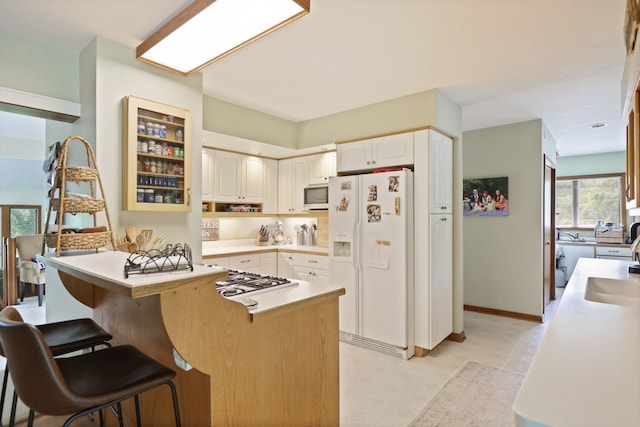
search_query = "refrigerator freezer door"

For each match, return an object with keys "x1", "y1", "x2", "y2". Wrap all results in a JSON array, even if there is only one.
[
  {"x1": 328, "y1": 176, "x2": 359, "y2": 263},
  {"x1": 329, "y1": 176, "x2": 360, "y2": 334},
  {"x1": 359, "y1": 171, "x2": 411, "y2": 348}
]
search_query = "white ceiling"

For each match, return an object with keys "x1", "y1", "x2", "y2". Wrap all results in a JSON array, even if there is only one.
[{"x1": 0, "y1": 0, "x2": 629, "y2": 157}]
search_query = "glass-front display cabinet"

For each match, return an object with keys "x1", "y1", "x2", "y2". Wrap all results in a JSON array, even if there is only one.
[{"x1": 122, "y1": 96, "x2": 192, "y2": 212}]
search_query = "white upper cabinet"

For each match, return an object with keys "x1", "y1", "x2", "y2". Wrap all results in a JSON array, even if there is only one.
[
  {"x1": 278, "y1": 157, "x2": 307, "y2": 214},
  {"x1": 337, "y1": 132, "x2": 414, "y2": 172},
  {"x1": 202, "y1": 149, "x2": 214, "y2": 200},
  {"x1": 213, "y1": 151, "x2": 264, "y2": 203},
  {"x1": 262, "y1": 158, "x2": 279, "y2": 214},
  {"x1": 307, "y1": 152, "x2": 337, "y2": 185},
  {"x1": 429, "y1": 131, "x2": 453, "y2": 213}
]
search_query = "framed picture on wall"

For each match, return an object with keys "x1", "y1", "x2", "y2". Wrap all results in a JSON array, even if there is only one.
[{"x1": 463, "y1": 176, "x2": 509, "y2": 217}]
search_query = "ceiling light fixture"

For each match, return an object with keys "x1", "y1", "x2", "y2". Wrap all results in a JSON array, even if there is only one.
[{"x1": 137, "y1": 0, "x2": 310, "y2": 75}]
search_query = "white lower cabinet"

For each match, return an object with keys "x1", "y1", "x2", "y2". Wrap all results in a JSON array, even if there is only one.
[
  {"x1": 278, "y1": 252, "x2": 294, "y2": 278},
  {"x1": 595, "y1": 246, "x2": 632, "y2": 260},
  {"x1": 291, "y1": 253, "x2": 329, "y2": 284},
  {"x1": 204, "y1": 256, "x2": 229, "y2": 268},
  {"x1": 226, "y1": 254, "x2": 260, "y2": 273},
  {"x1": 259, "y1": 252, "x2": 278, "y2": 276}
]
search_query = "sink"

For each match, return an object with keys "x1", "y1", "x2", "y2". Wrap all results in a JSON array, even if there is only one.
[{"x1": 584, "y1": 277, "x2": 640, "y2": 307}]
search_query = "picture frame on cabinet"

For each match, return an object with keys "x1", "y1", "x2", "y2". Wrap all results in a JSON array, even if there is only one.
[
  {"x1": 463, "y1": 176, "x2": 509, "y2": 216},
  {"x1": 625, "y1": 0, "x2": 640, "y2": 54}
]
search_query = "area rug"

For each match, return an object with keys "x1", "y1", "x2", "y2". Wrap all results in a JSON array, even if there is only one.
[{"x1": 409, "y1": 361, "x2": 524, "y2": 427}]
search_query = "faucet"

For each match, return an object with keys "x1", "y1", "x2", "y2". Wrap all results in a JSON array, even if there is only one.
[{"x1": 562, "y1": 232, "x2": 584, "y2": 242}]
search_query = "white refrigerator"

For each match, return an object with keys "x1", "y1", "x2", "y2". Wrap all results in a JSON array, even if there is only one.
[{"x1": 329, "y1": 170, "x2": 414, "y2": 359}]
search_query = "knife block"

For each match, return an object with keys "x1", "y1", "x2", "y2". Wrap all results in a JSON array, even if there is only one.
[{"x1": 256, "y1": 233, "x2": 269, "y2": 246}]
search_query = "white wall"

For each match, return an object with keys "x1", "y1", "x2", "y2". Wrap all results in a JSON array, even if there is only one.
[{"x1": 463, "y1": 120, "x2": 547, "y2": 317}]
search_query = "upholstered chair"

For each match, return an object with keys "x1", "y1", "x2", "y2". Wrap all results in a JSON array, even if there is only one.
[{"x1": 14, "y1": 235, "x2": 45, "y2": 306}]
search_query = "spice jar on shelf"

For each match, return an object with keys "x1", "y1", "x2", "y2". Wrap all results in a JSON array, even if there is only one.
[{"x1": 176, "y1": 129, "x2": 183, "y2": 142}]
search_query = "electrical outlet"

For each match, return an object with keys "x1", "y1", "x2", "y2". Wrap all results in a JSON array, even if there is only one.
[{"x1": 172, "y1": 348, "x2": 193, "y2": 371}]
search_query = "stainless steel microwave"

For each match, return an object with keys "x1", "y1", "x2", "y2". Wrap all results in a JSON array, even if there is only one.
[{"x1": 303, "y1": 184, "x2": 329, "y2": 210}]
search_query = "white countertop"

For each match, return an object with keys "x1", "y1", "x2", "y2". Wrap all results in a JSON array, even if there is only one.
[
  {"x1": 202, "y1": 239, "x2": 328, "y2": 257},
  {"x1": 41, "y1": 250, "x2": 228, "y2": 298},
  {"x1": 513, "y1": 258, "x2": 640, "y2": 426},
  {"x1": 42, "y1": 250, "x2": 344, "y2": 321}
]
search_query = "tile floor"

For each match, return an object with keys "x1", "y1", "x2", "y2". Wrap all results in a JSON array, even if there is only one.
[
  {"x1": 3, "y1": 291, "x2": 563, "y2": 427},
  {"x1": 340, "y1": 289, "x2": 563, "y2": 427}
]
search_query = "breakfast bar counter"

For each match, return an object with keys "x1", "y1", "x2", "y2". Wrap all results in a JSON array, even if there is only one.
[{"x1": 43, "y1": 251, "x2": 344, "y2": 426}]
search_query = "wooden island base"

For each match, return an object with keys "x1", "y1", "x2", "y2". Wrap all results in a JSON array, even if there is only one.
[{"x1": 51, "y1": 255, "x2": 343, "y2": 427}]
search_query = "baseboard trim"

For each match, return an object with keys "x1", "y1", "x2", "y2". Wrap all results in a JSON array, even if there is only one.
[
  {"x1": 464, "y1": 304, "x2": 542, "y2": 323},
  {"x1": 414, "y1": 331, "x2": 467, "y2": 357}
]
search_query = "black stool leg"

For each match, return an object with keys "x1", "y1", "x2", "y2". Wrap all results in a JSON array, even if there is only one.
[
  {"x1": 27, "y1": 409, "x2": 34, "y2": 427},
  {"x1": 167, "y1": 381, "x2": 181, "y2": 427},
  {"x1": 0, "y1": 366, "x2": 9, "y2": 427},
  {"x1": 9, "y1": 390, "x2": 18, "y2": 427},
  {"x1": 134, "y1": 394, "x2": 141, "y2": 427}
]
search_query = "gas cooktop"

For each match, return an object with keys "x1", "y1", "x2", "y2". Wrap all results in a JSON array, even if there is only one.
[{"x1": 215, "y1": 269, "x2": 297, "y2": 299}]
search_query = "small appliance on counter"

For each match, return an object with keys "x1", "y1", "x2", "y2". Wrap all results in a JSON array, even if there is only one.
[
  {"x1": 595, "y1": 221, "x2": 624, "y2": 244},
  {"x1": 272, "y1": 220, "x2": 286, "y2": 245}
]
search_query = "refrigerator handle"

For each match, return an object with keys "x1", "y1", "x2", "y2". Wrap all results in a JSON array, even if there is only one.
[{"x1": 353, "y1": 221, "x2": 360, "y2": 270}]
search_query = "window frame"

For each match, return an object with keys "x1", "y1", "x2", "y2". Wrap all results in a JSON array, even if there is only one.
[{"x1": 555, "y1": 172, "x2": 627, "y2": 231}]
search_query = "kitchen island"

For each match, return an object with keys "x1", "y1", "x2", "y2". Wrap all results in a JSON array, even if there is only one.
[
  {"x1": 43, "y1": 250, "x2": 344, "y2": 426},
  {"x1": 513, "y1": 258, "x2": 640, "y2": 426}
]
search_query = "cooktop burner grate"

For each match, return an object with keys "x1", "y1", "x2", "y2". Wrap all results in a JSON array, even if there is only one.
[{"x1": 214, "y1": 269, "x2": 297, "y2": 297}]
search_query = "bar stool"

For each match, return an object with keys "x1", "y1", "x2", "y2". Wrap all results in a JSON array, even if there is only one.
[
  {"x1": 0, "y1": 304, "x2": 112, "y2": 427},
  {"x1": 0, "y1": 307, "x2": 181, "y2": 427}
]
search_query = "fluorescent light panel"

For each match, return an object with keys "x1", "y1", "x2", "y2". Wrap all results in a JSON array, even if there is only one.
[{"x1": 137, "y1": 0, "x2": 309, "y2": 75}]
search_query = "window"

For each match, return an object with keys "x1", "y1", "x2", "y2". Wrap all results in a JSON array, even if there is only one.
[{"x1": 556, "y1": 173, "x2": 625, "y2": 229}]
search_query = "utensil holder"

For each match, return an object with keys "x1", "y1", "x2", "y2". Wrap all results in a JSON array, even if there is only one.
[{"x1": 297, "y1": 231, "x2": 308, "y2": 246}]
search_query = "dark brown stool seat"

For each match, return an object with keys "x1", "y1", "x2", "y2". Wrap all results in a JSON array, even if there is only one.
[
  {"x1": 0, "y1": 307, "x2": 180, "y2": 427},
  {"x1": 0, "y1": 312, "x2": 112, "y2": 426}
]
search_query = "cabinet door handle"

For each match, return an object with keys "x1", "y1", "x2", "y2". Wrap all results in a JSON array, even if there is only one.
[
  {"x1": 308, "y1": 260, "x2": 318, "y2": 263},
  {"x1": 240, "y1": 259, "x2": 251, "y2": 263},
  {"x1": 366, "y1": 161, "x2": 371, "y2": 165},
  {"x1": 440, "y1": 217, "x2": 447, "y2": 221},
  {"x1": 372, "y1": 160, "x2": 376, "y2": 164},
  {"x1": 187, "y1": 188, "x2": 191, "y2": 206},
  {"x1": 441, "y1": 206, "x2": 447, "y2": 210}
]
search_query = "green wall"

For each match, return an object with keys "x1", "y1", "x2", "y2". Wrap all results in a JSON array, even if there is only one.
[
  {"x1": 556, "y1": 151, "x2": 625, "y2": 176},
  {"x1": 463, "y1": 120, "x2": 549, "y2": 317}
]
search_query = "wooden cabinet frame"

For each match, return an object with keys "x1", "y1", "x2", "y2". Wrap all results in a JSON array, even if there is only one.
[{"x1": 122, "y1": 96, "x2": 192, "y2": 212}]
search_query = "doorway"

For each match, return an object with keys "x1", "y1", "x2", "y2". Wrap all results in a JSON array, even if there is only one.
[
  {"x1": 543, "y1": 156, "x2": 556, "y2": 315},
  {"x1": 1, "y1": 205, "x2": 42, "y2": 305}
]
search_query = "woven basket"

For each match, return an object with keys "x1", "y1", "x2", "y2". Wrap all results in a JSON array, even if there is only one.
[
  {"x1": 45, "y1": 231, "x2": 113, "y2": 251},
  {"x1": 51, "y1": 198, "x2": 105, "y2": 214},
  {"x1": 63, "y1": 167, "x2": 98, "y2": 183}
]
